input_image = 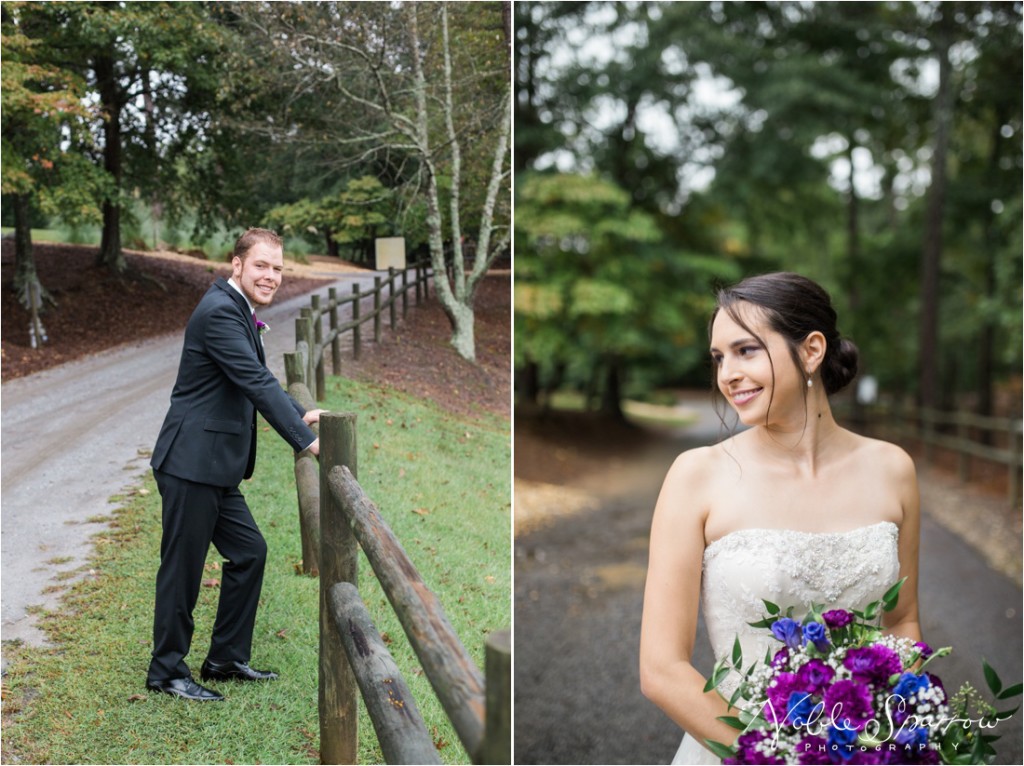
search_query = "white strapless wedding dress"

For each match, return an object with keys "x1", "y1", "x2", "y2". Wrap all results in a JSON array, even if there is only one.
[{"x1": 671, "y1": 521, "x2": 901, "y2": 765}]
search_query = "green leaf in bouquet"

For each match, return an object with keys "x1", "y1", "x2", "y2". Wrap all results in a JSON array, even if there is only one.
[
  {"x1": 747, "y1": 617, "x2": 775, "y2": 629},
  {"x1": 728, "y1": 684, "x2": 745, "y2": 709},
  {"x1": 717, "y1": 715, "x2": 746, "y2": 731},
  {"x1": 881, "y1": 577, "x2": 907, "y2": 611},
  {"x1": 994, "y1": 703, "x2": 1019, "y2": 721},
  {"x1": 982, "y1": 658, "x2": 1003, "y2": 696},
  {"x1": 861, "y1": 600, "x2": 880, "y2": 621},
  {"x1": 731, "y1": 636, "x2": 742, "y2": 667},
  {"x1": 997, "y1": 682, "x2": 1022, "y2": 700},
  {"x1": 704, "y1": 740, "x2": 738, "y2": 760},
  {"x1": 762, "y1": 599, "x2": 781, "y2": 615},
  {"x1": 703, "y1": 659, "x2": 731, "y2": 693}
]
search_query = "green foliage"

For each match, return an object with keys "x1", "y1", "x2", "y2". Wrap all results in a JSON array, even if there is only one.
[
  {"x1": 516, "y1": 1, "x2": 1022, "y2": 407},
  {"x1": 515, "y1": 171, "x2": 740, "y2": 404},
  {"x1": 265, "y1": 176, "x2": 414, "y2": 261},
  {"x1": 0, "y1": 377, "x2": 509, "y2": 765}
]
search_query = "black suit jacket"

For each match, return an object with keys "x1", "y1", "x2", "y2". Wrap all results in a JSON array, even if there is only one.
[{"x1": 151, "y1": 278, "x2": 316, "y2": 487}]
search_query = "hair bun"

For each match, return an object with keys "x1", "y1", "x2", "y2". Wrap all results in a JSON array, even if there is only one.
[{"x1": 822, "y1": 337, "x2": 859, "y2": 395}]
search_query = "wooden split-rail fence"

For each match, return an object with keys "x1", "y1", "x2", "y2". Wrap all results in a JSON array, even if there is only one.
[
  {"x1": 847, "y1": 403, "x2": 1023, "y2": 503},
  {"x1": 279, "y1": 268, "x2": 511, "y2": 764}
]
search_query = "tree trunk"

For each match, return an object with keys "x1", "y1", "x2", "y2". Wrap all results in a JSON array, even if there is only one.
[
  {"x1": 846, "y1": 137, "x2": 861, "y2": 312},
  {"x1": 599, "y1": 358, "x2": 625, "y2": 420},
  {"x1": 94, "y1": 54, "x2": 126, "y2": 273},
  {"x1": 977, "y1": 105, "x2": 1008, "y2": 425},
  {"x1": 518, "y1": 361, "x2": 540, "y2": 406},
  {"x1": 918, "y1": 21, "x2": 952, "y2": 411},
  {"x1": 324, "y1": 227, "x2": 339, "y2": 259},
  {"x1": 12, "y1": 193, "x2": 40, "y2": 305}
]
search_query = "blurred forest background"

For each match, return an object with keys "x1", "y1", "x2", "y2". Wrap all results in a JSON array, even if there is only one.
[
  {"x1": 2, "y1": 1, "x2": 510, "y2": 361},
  {"x1": 514, "y1": 0, "x2": 1022, "y2": 418}
]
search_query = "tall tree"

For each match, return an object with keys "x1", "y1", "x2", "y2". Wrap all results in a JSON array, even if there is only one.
[
  {"x1": 231, "y1": 1, "x2": 511, "y2": 362},
  {"x1": 1, "y1": 1, "x2": 104, "y2": 314},
  {"x1": 18, "y1": 2, "x2": 232, "y2": 272}
]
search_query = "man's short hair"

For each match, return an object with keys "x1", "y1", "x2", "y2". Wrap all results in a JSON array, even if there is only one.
[{"x1": 233, "y1": 228, "x2": 283, "y2": 261}]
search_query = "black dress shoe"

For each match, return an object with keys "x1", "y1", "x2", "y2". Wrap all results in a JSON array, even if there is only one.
[
  {"x1": 146, "y1": 676, "x2": 224, "y2": 701},
  {"x1": 200, "y1": 658, "x2": 278, "y2": 682}
]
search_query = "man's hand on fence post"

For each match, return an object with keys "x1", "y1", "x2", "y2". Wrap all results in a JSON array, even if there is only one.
[
  {"x1": 303, "y1": 408, "x2": 328, "y2": 426},
  {"x1": 304, "y1": 438, "x2": 320, "y2": 457}
]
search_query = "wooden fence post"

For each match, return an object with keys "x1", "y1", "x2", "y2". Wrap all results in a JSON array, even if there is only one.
[
  {"x1": 401, "y1": 268, "x2": 409, "y2": 319},
  {"x1": 284, "y1": 351, "x2": 306, "y2": 390},
  {"x1": 300, "y1": 308, "x2": 316, "y2": 398},
  {"x1": 311, "y1": 295, "x2": 325, "y2": 401},
  {"x1": 294, "y1": 316, "x2": 313, "y2": 390},
  {"x1": 388, "y1": 267, "x2": 397, "y2": 331},
  {"x1": 373, "y1": 276, "x2": 382, "y2": 344},
  {"x1": 475, "y1": 629, "x2": 511, "y2": 765},
  {"x1": 1011, "y1": 419, "x2": 1022, "y2": 505},
  {"x1": 352, "y1": 284, "x2": 362, "y2": 359},
  {"x1": 329, "y1": 287, "x2": 341, "y2": 376},
  {"x1": 319, "y1": 413, "x2": 359, "y2": 764}
]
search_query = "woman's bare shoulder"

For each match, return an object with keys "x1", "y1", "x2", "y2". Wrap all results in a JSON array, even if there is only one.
[{"x1": 846, "y1": 432, "x2": 916, "y2": 476}]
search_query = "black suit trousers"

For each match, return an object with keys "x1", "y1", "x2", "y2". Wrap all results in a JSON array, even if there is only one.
[{"x1": 148, "y1": 469, "x2": 267, "y2": 683}]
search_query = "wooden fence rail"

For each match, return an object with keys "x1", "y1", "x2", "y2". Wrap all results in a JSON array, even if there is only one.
[
  {"x1": 279, "y1": 297, "x2": 509, "y2": 765},
  {"x1": 848, "y1": 403, "x2": 1023, "y2": 503},
  {"x1": 286, "y1": 263, "x2": 433, "y2": 402}
]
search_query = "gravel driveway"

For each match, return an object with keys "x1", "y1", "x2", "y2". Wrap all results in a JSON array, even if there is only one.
[{"x1": 0, "y1": 272, "x2": 385, "y2": 659}]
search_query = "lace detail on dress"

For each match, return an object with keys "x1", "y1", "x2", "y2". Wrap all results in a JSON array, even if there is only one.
[{"x1": 701, "y1": 521, "x2": 900, "y2": 686}]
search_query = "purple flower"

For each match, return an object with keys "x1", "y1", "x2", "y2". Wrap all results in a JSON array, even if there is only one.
[
  {"x1": 786, "y1": 691, "x2": 824, "y2": 727},
  {"x1": 843, "y1": 645, "x2": 903, "y2": 684},
  {"x1": 766, "y1": 672, "x2": 804, "y2": 721},
  {"x1": 803, "y1": 621, "x2": 830, "y2": 651},
  {"x1": 914, "y1": 641, "x2": 933, "y2": 659},
  {"x1": 256, "y1": 320, "x2": 269, "y2": 335},
  {"x1": 772, "y1": 617, "x2": 804, "y2": 649},
  {"x1": 824, "y1": 679, "x2": 875, "y2": 731},
  {"x1": 728, "y1": 730, "x2": 785, "y2": 765},
  {"x1": 771, "y1": 647, "x2": 791, "y2": 670},
  {"x1": 796, "y1": 735, "x2": 831, "y2": 764},
  {"x1": 823, "y1": 609, "x2": 853, "y2": 629},
  {"x1": 796, "y1": 658, "x2": 836, "y2": 694}
]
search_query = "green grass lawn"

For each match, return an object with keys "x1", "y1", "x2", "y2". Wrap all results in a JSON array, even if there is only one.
[{"x1": 0, "y1": 377, "x2": 511, "y2": 765}]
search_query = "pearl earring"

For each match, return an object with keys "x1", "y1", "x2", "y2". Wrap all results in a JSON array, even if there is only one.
[{"x1": 807, "y1": 376, "x2": 813, "y2": 388}]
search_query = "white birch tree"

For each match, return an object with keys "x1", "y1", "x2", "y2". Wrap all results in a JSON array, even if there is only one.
[{"x1": 234, "y1": 1, "x2": 511, "y2": 362}]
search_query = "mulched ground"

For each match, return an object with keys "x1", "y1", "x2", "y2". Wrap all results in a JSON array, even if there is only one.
[
  {"x1": 1, "y1": 241, "x2": 511, "y2": 420},
  {"x1": 1, "y1": 241, "x2": 331, "y2": 380},
  {"x1": 339, "y1": 272, "x2": 511, "y2": 420}
]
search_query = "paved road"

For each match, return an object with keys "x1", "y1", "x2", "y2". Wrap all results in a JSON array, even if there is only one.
[
  {"x1": 514, "y1": 400, "x2": 1023, "y2": 764},
  {"x1": 0, "y1": 271, "x2": 388, "y2": 658}
]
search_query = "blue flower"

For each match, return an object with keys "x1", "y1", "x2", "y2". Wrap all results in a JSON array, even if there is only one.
[
  {"x1": 771, "y1": 618, "x2": 803, "y2": 650},
  {"x1": 892, "y1": 672, "x2": 931, "y2": 700},
  {"x1": 826, "y1": 725, "x2": 859, "y2": 761},
  {"x1": 894, "y1": 726, "x2": 929, "y2": 748},
  {"x1": 802, "y1": 621, "x2": 830, "y2": 652},
  {"x1": 786, "y1": 691, "x2": 823, "y2": 727}
]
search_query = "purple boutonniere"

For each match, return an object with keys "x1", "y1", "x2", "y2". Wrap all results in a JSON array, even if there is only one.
[{"x1": 256, "y1": 320, "x2": 269, "y2": 336}]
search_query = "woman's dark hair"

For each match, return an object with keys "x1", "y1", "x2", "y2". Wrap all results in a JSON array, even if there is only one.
[{"x1": 710, "y1": 272, "x2": 859, "y2": 406}]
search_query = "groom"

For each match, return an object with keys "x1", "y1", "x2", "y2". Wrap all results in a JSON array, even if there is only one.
[{"x1": 147, "y1": 228, "x2": 324, "y2": 701}]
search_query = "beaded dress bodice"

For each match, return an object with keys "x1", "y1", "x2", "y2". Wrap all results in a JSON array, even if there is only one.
[
  {"x1": 672, "y1": 521, "x2": 901, "y2": 765},
  {"x1": 702, "y1": 521, "x2": 901, "y2": 679}
]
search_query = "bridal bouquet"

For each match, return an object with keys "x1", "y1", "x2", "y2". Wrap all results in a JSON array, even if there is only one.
[{"x1": 704, "y1": 580, "x2": 1020, "y2": 765}]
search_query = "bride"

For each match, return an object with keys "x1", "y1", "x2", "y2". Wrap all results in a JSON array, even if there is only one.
[{"x1": 639, "y1": 272, "x2": 922, "y2": 765}]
